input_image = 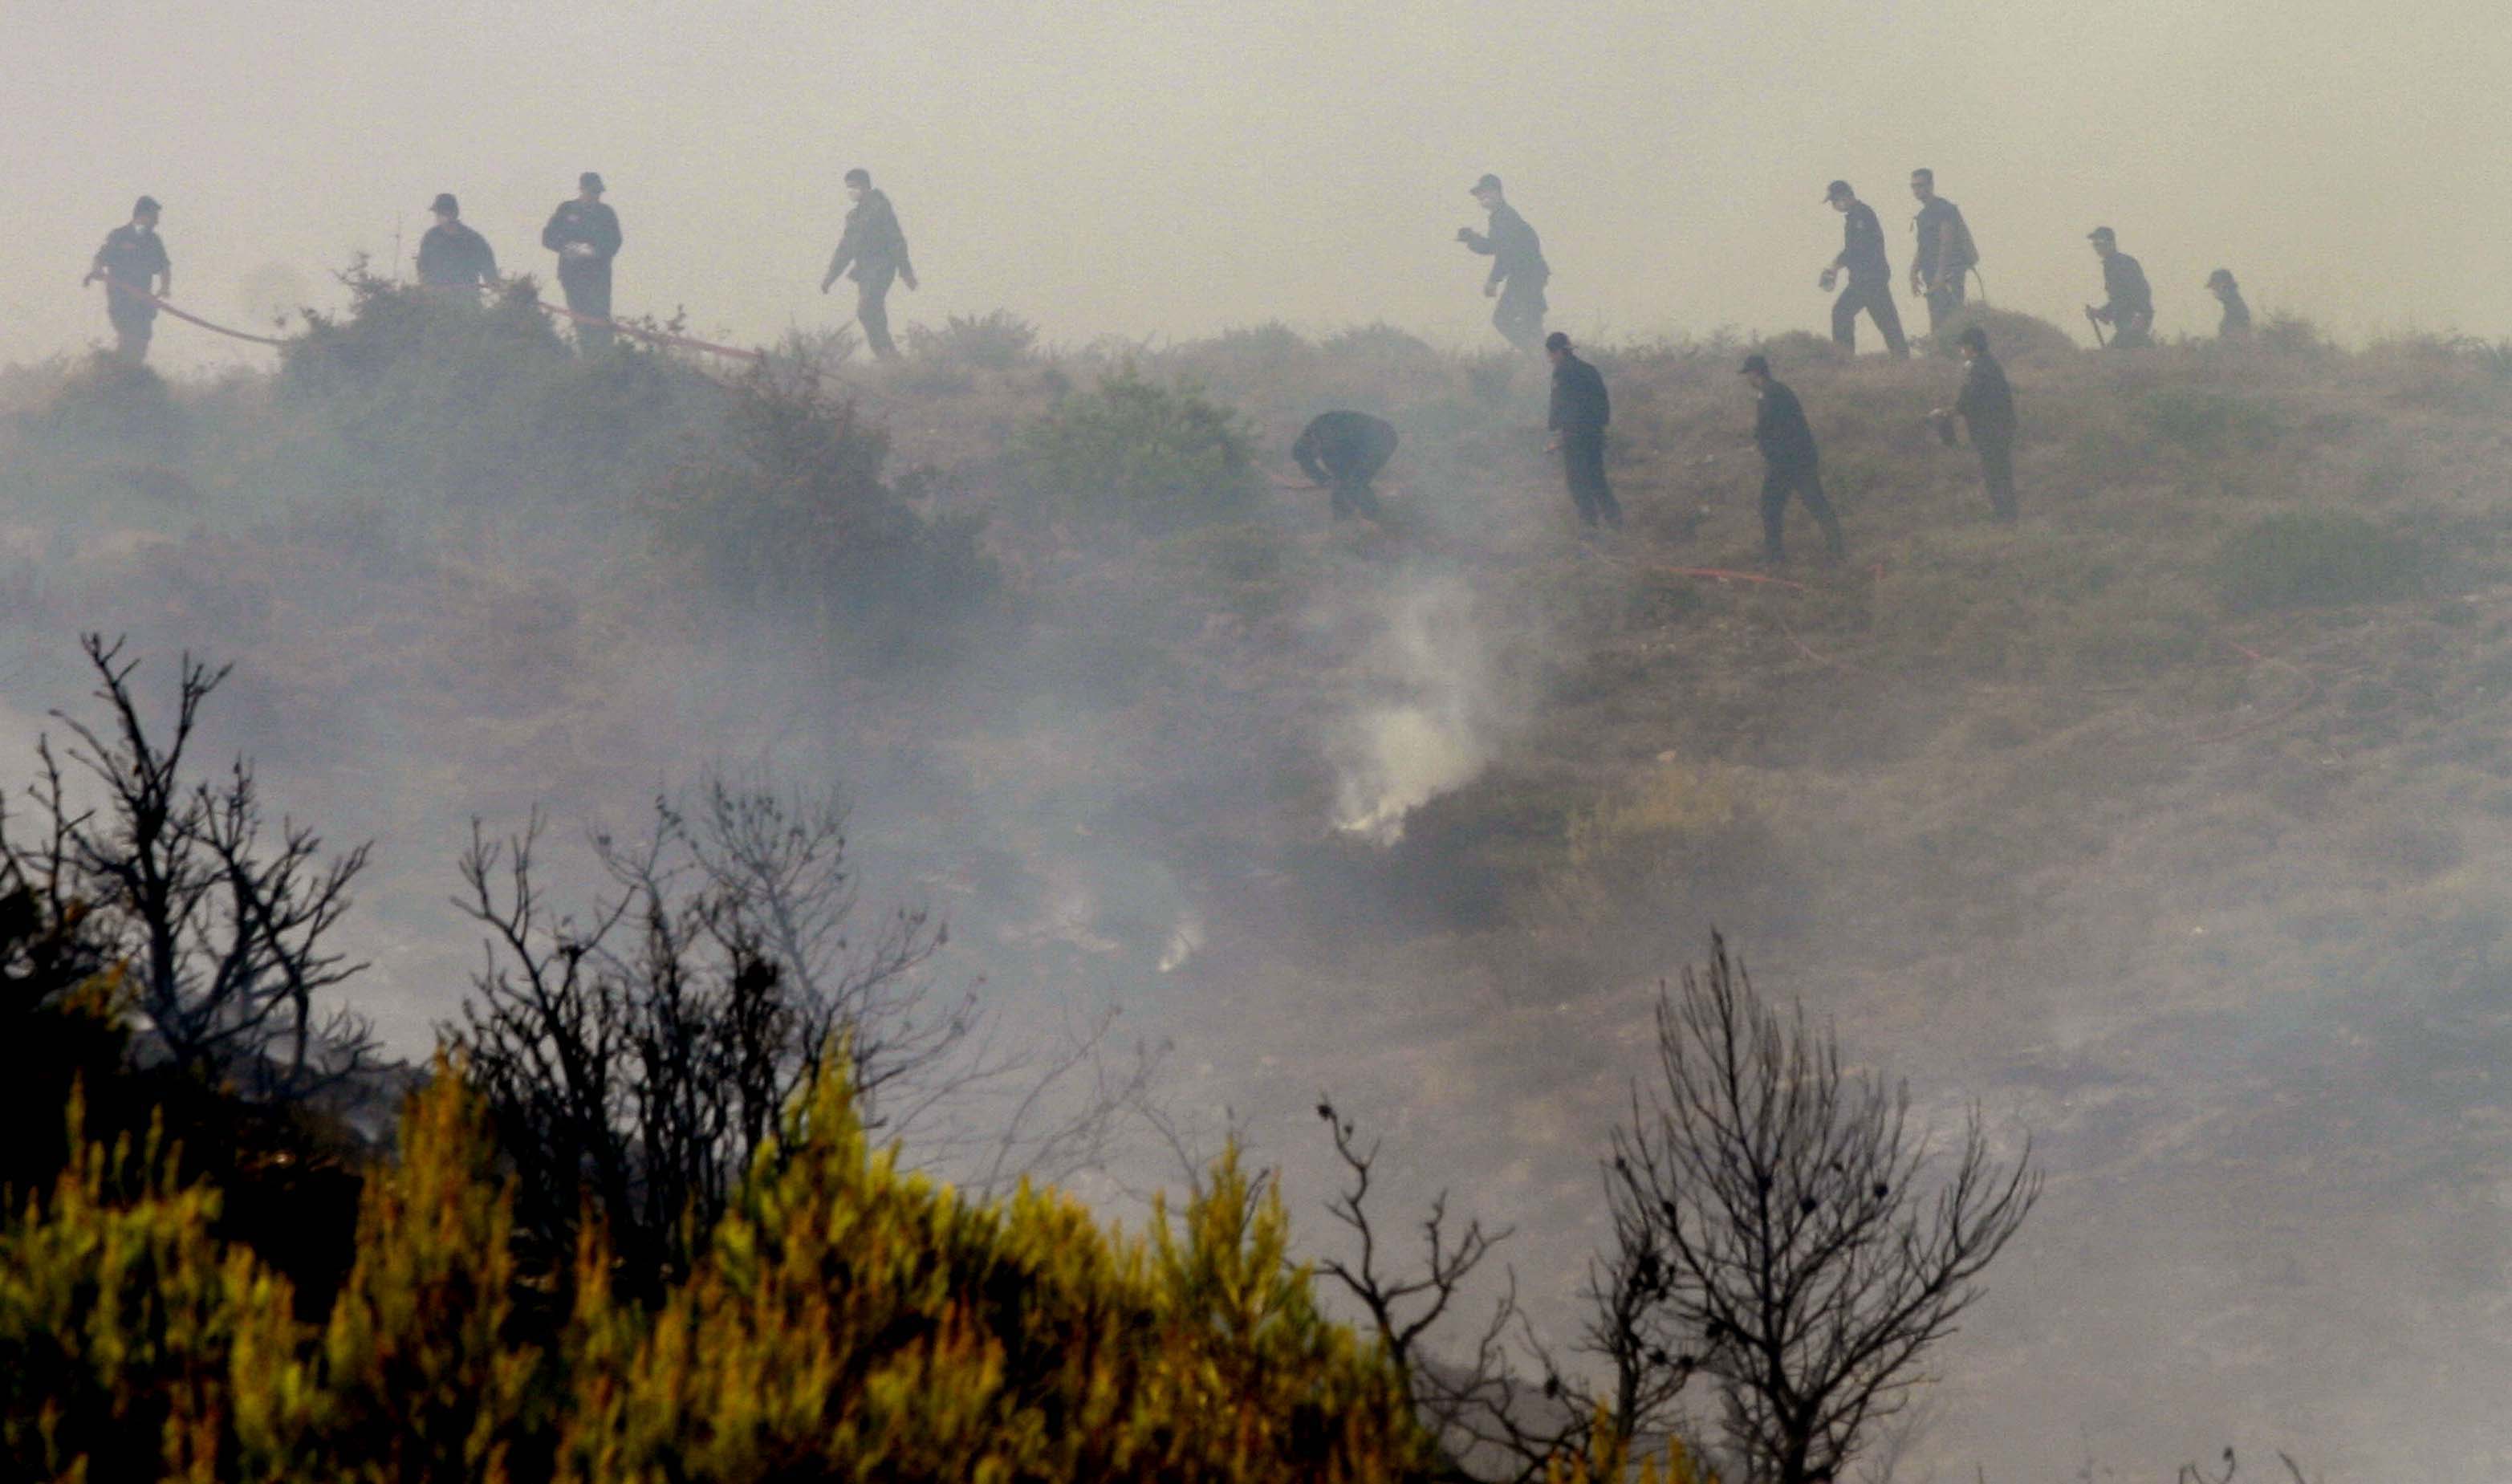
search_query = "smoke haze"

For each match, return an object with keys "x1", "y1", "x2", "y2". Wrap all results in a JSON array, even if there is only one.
[
  {"x1": 8, "y1": 1, "x2": 2511, "y2": 372},
  {"x1": 11, "y1": 4, "x2": 2512, "y2": 1482}
]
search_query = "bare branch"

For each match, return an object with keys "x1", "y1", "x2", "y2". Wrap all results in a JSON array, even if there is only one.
[{"x1": 1608, "y1": 934, "x2": 2039, "y2": 1484}]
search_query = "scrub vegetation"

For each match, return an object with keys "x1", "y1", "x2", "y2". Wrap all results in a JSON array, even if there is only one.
[{"x1": 4, "y1": 290, "x2": 2501, "y2": 1478}]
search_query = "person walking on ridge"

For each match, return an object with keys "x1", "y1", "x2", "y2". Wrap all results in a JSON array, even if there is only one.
[
  {"x1": 1547, "y1": 331, "x2": 1621, "y2": 531},
  {"x1": 820, "y1": 168, "x2": 917, "y2": 360},
  {"x1": 416, "y1": 193, "x2": 498, "y2": 291},
  {"x1": 1908, "y1": 169, "x2": 1978, "y2": 335},
  {"x1": 1821, "y1": 181, "x2": 1908, "y2": 358},
  {"x1": 1457, "y1": 173, "x2": 1550, "y2": 353},
  {"x1": 543, "y1": 171, "x2": 623, "y2": 351},
  {"x1": 2206, "y1": 268, "x2": 2252, "y2": 339},
  {"x1": 83, "y1": 195, "x2": 172, "y2": 363},
  {"x1": 1742, "y1": 353, "x2": 1844, "y2": 563},
  {"x1": 2085, "y1": 226, "x2": 2152, "y2": 348},
  {"x1": 1932, "y1": 326, "x2": 2018, "y2": 522}
]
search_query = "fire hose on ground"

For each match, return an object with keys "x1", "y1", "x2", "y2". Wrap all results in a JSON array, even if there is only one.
[{"x1": 93, "y1": 274, "x2": 767, "y2": 364}]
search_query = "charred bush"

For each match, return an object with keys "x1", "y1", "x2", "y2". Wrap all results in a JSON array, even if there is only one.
[
  {"x1": 1, "y1": 636, "x2": 378, "y2": 1104},
  {"x1": 448, "y1": 775, "x2": 1159, "y2": 1301}
]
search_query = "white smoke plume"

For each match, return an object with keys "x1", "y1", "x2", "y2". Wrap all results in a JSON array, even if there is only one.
[{"x1": 1330, "y1": 575, "x2": 1500, "y2": 846}]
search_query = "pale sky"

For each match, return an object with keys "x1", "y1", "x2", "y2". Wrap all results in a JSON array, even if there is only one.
[{"x1": 4, "y1": 0, "x2": 2502, "y2": 372}]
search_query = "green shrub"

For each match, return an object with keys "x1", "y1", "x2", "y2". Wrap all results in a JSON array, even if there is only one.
[
  {"x1": 2211, "y1": 511, "x2": 2418, "y2": 613},
  {"x1": 6, "y1": 1052, "x2": 1666, "y2": 1482},
  {"x1": 282, "y1": 265, "x2": 569, "y2": 396},
  {"x1": 1012, "y1": 364, "x2": 1258, "y2": 529}
]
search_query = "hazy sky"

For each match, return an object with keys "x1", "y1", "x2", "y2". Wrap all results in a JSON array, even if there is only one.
[{"x1": 6, "y1": 0, "x2": 2506, "y2": 372}]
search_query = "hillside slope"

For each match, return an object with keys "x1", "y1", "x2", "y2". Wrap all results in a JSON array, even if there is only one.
[{"x1": 6, "y1": 313, "x2": 2511, "y2": 1477}]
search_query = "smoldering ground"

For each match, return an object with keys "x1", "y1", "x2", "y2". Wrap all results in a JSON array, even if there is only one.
[{"x1": 11, "y1": 309, "x2": 2512, "y2": 1478}]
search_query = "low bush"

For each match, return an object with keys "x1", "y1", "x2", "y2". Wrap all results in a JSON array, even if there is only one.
[
  {"x1": 903, "y1": 308, "x2": 1039, "y2": 370},
  {"x1": 2138, "y1": 385, "x2": 2283, "y2": 455},
  {"x1": 2210, "y1": 510, "x2": 2419, "y2": 613},
  {"x1": 27, "y1": 352, "x2": 189, "y2": 457},
  {"x1": 0, "y1": 1054, "x2": 1483, "y2": 1482},
  {"x1": 1156, "y1": 518, "x2": 1315, "y2": 620},
  {"x1": 642, "y1": 364, "x2": 994, "y2": 640},
  {"x1": 1933, "y1": 303, "x2": 2080, "y2": 363},
  {"x1": 1165, "y1": 320, "x2": 1312, "y2": 393},
  {"x1": 1747, "y1": 329, "x2": 1849, "y2": 370},
  {"x1": 1013, "y1": 364, "x2": 1258, "y2": 530},
  {"x1": 2254, "y1": 311, "x2": 2332, "y2": 357},
  {"x1": 278, "y1": 266, "x2": 713, "y2": 506},
  {"x1": 1564, "y1": 760, "x2": 1741, "y2": 873},
  {"x1": 1319, "y1": 322, "x2": 1442, "y2": 369}
]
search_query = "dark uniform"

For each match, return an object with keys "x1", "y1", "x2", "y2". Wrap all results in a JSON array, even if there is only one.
[
  {"x1": 1464, "y1": 201, "x2": 1550, "y2": 352},
  {"x1": 1293, "y1": 412, "x2": 1399, "y2": 522},
  {"x1": 825, "y1": 189, "x2": 914, "y2": 360},
  {"x1": 91, "y1": 222, "x2": 170, "y2": 362},
  {"x1": 2209, "y1": 273, "x2": 2253, "y2": 339},
  {"x1": 416, "y1": 221, "x2": 498, "y2": 290},
  {"x1": 1954, "y1": 348, "x2": 2019, "y2": 521},
  {"x1": 1549, "y1": 349, "x2": 1621, "y2": 528},
  {"x1": 1912, "y1": 197, "x2": 1977, "y2": 332},
  {"x1": 2095, "y1": 252, "x2": 2153, "y2": 348},
  {"x1": 1831, "y1": 199, "x2": 1908, "y2": 357},
  {"x1": 542, "y1": 193, "x2": 624, "y2": 350},
  {"x1": 1751, "y1": 374, "x2": 1844, "y2": 561}
]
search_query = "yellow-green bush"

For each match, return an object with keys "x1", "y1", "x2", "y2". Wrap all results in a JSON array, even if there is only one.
[{"x1": 3, "y1": 1051, "x2": 1710, "y2": 1482}]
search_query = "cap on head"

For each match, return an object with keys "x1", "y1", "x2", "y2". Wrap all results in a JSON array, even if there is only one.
[
  {"x1": 2087, "y1": 226, "x2": 2116, "y2": 243},
  {"x1": 1471, "y1": 173, "x2": 1503, "y2": 196},
  {"x1": 1543, "y1": 331, "x2": 1571, "y2": 353},
  {"x1": 1957, "y1": 327, "x2": 1988, "y2": 352},
  {"x1": 844, "y1": 168, "x2": 871, "y2": 187},
  {"x1": 431, "y1": 192, "x2": 460, "y2": 216},
  {"x1": 1740, "y1": 353, "x2": 1771, "y2": 376},
  {"x1": 579, "y1": 171, "x2": 605, "y2": 193},
  {"x1": 1825, "y1": 180, "x2": 1853, "y2": 201},
  {"x1": 133, "y1": 194, "x2": 161, "y2": 217}
]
